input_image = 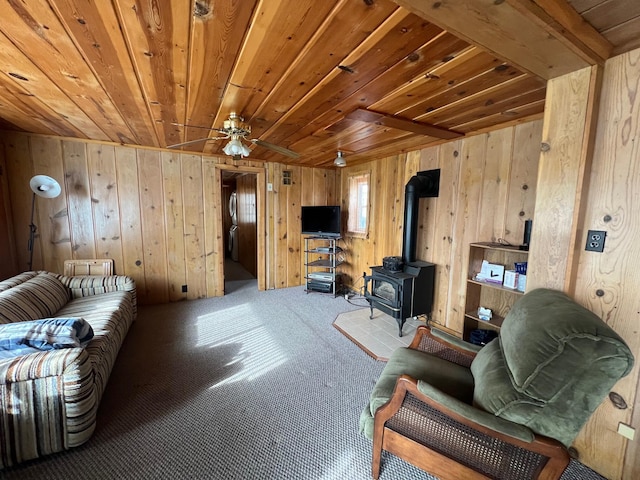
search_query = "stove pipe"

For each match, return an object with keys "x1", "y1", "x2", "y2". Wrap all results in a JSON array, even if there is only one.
[{"x1": 402, "y1": 169, "x2": 440, "y2": 264}]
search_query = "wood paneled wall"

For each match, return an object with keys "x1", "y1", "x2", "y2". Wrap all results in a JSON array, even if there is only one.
[
  {"x1": 266, "y1": 162, "x2": 338, "y2": 290},
  {"x1": 0, "y1": 147, "x2": 18, "y2": 279},
  {"x1": 564, "y1": 51, "x2": 640, "y2": 480},
  {"x1": 0, "y1": 133, "x2": 335, "y2": 303},
  {"x1": 236, "y1": 174, "x2": 257, "y2": 277},
  {"x1": 338, "y1": 120, "x2": 542, "y2": 334}
]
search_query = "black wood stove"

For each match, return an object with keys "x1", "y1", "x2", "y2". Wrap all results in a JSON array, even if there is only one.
[{"x1": 364, "y1": 169, "x2": 439, "y2": 336}]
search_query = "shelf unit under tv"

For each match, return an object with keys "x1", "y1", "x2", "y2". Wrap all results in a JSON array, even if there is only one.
[{"x1": 304, "y1": 236, "x2": 343, "y2": 296}]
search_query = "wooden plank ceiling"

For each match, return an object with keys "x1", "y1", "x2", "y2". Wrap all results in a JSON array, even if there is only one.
[{"x1": 0, "y1": 0, "x2": 634, "y2": 168}]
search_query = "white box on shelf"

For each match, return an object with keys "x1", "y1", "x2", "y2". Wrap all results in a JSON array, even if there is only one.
[
  {"x1": 503, "y1": 270, "x2": 519, "y2": 289},
  {"x1": 477, "y1": 306, "x2": 493, "y2": 322},
  {"x1": 517, "y1": 274, "x2": 527, "y2": 292},
  {"x1": 476, "y1": 260, "x2": 505, "y2": 284}
]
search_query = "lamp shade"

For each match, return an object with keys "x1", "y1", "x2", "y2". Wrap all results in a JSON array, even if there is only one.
[
  {"x1": 334, "y1": 151, "x2": 346, "y2": 167},
  {"x1": 30, "y1": 175, "x2": 61, "y2": 198},
  {"x1": 223, "y1": 138, "x2": 251, "y2": 158}
]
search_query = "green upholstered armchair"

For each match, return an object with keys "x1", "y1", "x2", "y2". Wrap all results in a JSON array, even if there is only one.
[{"x1": 360, "y1": 288, "x2": 634, "y2": 480}]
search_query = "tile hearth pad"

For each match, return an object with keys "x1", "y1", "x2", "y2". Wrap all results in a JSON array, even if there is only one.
[{"x1": 333, "y1": 308, "x2": 424, "y2": 361}]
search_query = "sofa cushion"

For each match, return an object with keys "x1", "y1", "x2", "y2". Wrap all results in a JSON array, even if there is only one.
[
  {"x1": 0, "y1": 272, "x2": 39, "y2": 293},
  {"x1": 0, "y1": 272, "x2": 70, "y2": 324}
]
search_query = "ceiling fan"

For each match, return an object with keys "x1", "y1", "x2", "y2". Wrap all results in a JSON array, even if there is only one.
[{"x1": 168, "y1": 112, "x2": 299, "y2": 159}]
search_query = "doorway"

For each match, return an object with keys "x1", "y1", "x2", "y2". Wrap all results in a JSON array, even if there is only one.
[{"x1": 220, "y1": 169, "x2": 259, "y2": 294}]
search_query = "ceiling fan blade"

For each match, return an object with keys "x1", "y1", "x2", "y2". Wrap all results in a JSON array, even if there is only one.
[
  {"x1": 171, "y1": 122, "x2": 224, "y2": 132},
  {"x1": 167, "y1": 137, "x2": 222, "y2": 149},
  {"x1": 251, "y1": 139, "x2": 300, "y2": 159}
]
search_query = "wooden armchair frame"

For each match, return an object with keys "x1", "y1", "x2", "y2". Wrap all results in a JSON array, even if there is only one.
[{"x1": 371, "y1": 326, "x2": 570, "y2": 480}]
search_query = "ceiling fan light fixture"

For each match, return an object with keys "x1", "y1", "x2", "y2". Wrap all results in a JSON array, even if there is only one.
[
  {"x1": 223, "y1": 137, "x2": 250, "y2": 158},
  {"x1": 334, "y1": 151, "x2": 346, "y2": 167},
  {"x1": 168, "y1": 113, "x2": 298, "y2": 158}
]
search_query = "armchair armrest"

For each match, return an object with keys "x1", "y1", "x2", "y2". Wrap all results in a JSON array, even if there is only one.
[
  {"x1": 409, "y1": 325, "x2": 479, "y2": 367},
  {"x1": 373, "y1": 374, "x2": 570, "y2": 480},
  {"x1": 0, "y1": 348, "x2": 97, "y2": 467},
  {"x1": 58, "y1": 274, "x2": 137, "y2": 315},
  {"x1": 0, "y1": 348, "x2": 86, "y2": 383}
]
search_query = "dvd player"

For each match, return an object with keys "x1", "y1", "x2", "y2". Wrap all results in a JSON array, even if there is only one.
[
  {"x1": 307, "y1": 281, "x2": 332, "y2": 293},
  {"x1": 315, "y1": 246, "x2": 343, "y2": 253},
  {"x1": 308, "y1": 272, "x2": 333, "y2": 281}
]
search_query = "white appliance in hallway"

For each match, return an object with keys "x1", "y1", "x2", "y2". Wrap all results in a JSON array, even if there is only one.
[{"x1": 229, "y1": 191, "x2": 239, "y2": 261}]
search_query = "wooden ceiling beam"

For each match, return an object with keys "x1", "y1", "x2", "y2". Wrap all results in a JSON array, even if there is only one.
[
  {"x1": 391, "y1": 0, "x2": 613, "y2": 79},
  {"x1": 508, "y1": 0, "x2": 612, "y2": 62},
  {"x1": 346, "y1": 108, "x2": 463, "y2": 139}
]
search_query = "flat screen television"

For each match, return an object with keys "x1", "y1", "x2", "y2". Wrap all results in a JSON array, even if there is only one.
[{"x1": 301, "y1": 205, "x2": 341, "y2": 237}]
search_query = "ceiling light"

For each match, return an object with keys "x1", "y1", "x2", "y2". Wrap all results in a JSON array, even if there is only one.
[
  {"x1": 223, "y1": 137, "x2": 251, "y2": 157},
  {"x1": 334, "y1": 151, "x2": 346, "y2": 167}
]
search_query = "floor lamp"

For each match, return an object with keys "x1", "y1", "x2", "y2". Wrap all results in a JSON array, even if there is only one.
[{"x1": 28, "y1": 175, "x2": 61, "y2": 271}]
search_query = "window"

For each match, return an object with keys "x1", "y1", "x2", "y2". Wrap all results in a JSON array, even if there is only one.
[{"x1": 347, "y1": 172, "x2": 370, "y2": 237}]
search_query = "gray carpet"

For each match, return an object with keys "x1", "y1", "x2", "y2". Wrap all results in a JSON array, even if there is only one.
[{"x1": 2, "y1": 280, "x2": 605, "y2": 480}]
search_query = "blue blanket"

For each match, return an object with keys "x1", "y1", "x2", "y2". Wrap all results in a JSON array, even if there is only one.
[{"x1": 0, "y1": 318, "x2": 94, "y2": 360}]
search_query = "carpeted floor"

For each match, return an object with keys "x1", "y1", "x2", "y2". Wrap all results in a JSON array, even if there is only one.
[
  {"x1": 2, "y1": 280, "x2": 434, "y2": 479},
  {"x1": 2, "y1": 280, "x2": 606, "y2": 480}
]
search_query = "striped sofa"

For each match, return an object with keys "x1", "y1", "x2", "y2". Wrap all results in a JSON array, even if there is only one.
[{"x1": 0, "y1": 271, "x2": 136, "y2": 468}]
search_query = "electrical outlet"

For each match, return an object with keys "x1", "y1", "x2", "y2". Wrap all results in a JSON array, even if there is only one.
[
  {"x1": 585, "y1": 230, "x2": 606, "y2": 252},
  {"x1": 618, "y1": 423, "x2": 635, "y2": 441}
]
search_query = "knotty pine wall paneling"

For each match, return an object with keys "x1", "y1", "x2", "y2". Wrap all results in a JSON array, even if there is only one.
[
  {"x1": 63, "y1": 140, "x2": 96, "y2": 260},
  {"x1": 236, "y1": 173, "x2": 257, "y2": 278},
  {"x1": 0, "y1": 144, "x2": 18, "y2": 279},
  {"x1": 114, "y1": 146, "x2": 146, "y2": 296},
  {"x1": 88, "y1": 144, "x2": 125, "y2": 271},
  {"x1": 418, "y1": 140, "x2": 460, "y2": 330},
  {"x1": 266, "y1": 163, "x2": 338, "y2": 290},
  {"x1": 339, "y1": 120, "x2": 541, "y2": 334},
  {"x1": 137, "y1": 149, "x2": 169, "y2": 304},
  {"x1": 568, "y1": 51, "x2": 640, "y2": 480},
  {"x1": 203, "y1": 157, "x2": 224, "y2": 297},
  {"x1": 505, "y1": 122, "x2": 541, "y2": 242},
  {"x1": 446, "y1": 134, "x2": 488, "y2": 333},
  {"x1": 299, "y1": 167, "x2": 315, "y2": 283},
  {"x1": 285, "y1": 166, "x2": 302, "y2": 288},
  {"x1": 162, "y1": 151, "x2": 187, "y2": 302},
  {"x1": 265, "y1": 162, "x2": 276, "y2": 290},
  {"x1": 527, "y1": 66, "x2": 598, "y2": 293},
  {"x1": 270, "y1": 162, "x2": 290, "y2": 289},
  {"x1": 0, "y1": 132, "x2": 335, "y2": 302},
  {"x1": 31, "y1": 136, "x2": 71, "y2": 274},
  {"x1": 5, "y1": 134, "x2": 42, "y2": 272},
  {"x1": 182, "y1": 154, "x2": 207, "y2": 300}
]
